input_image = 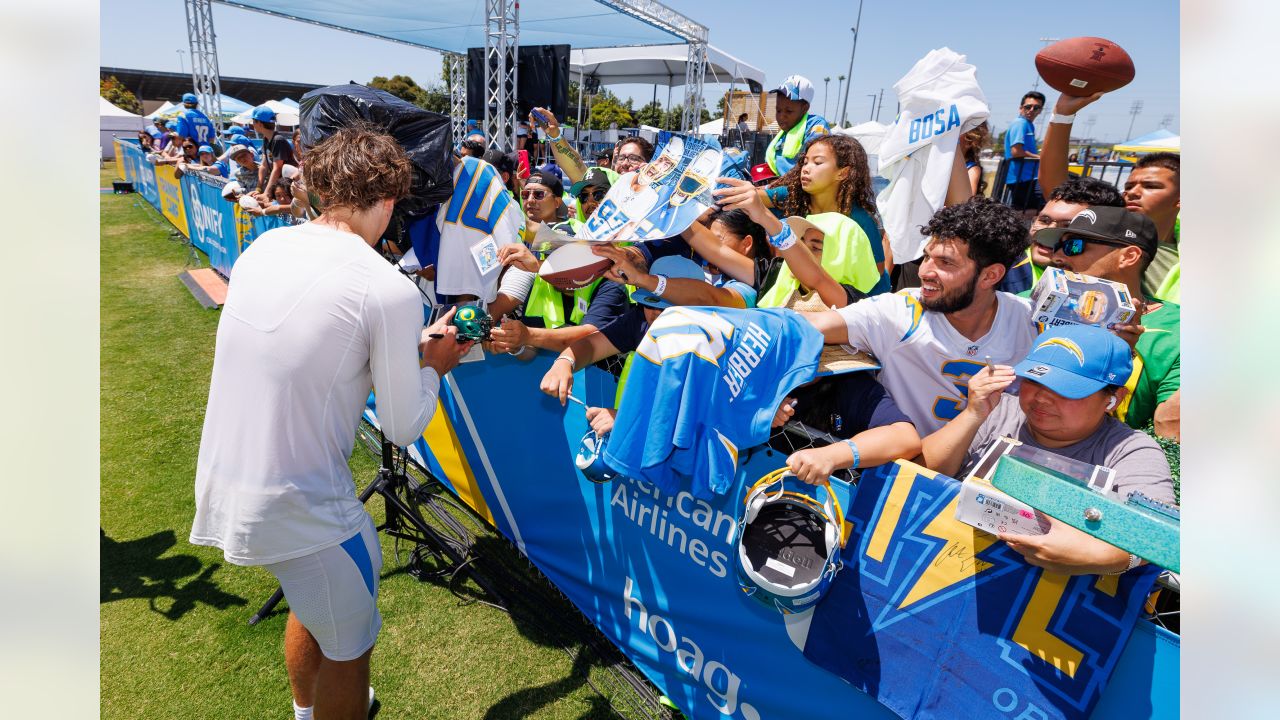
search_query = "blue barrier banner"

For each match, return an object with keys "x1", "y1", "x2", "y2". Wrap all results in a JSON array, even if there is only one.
[
  {"x1": 182, "y1": 173, "x2": 239, "y2": 276},
  {"x1": 119, "y1": 141, "x2": 159, "y2": 208},
  {"x1": 802, "y1": 462, "x2": 1161, "y2": 720},
  {"x1": 382, "y1": 354, "x2": 1177, "y2": 720}
]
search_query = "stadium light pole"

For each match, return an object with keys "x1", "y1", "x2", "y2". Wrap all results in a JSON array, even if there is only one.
[
  {"x1": 839, "y1": 0, "x2": 864, "y2": 128},
  {"x1": 836, "y1": 75, "x2": 846, "y2": 121},
  {"x1": 1126, "y1": 99, "x2": 1144, "y2": 141},
  {"x1": 176, "y1": 49, "x2": 186, "y2": 75},
  {"x1": 866, "y1": 93, "x2": 877, "y2": 121},
  {"x1": 823, "y1": 77, "x2": 831, "y2": 118}
]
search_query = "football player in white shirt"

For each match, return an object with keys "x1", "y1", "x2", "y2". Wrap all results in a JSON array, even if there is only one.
[
  {"x1": 191, "y1": 126, "x2": 472, "y2": 720},
  {"x1": 802, "y1": 198, "x2": 1037, "y2": 435}
]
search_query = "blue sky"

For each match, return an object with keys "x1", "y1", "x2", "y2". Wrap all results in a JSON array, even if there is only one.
[{"x1": 100, "y1": 0, "x2": 1178, "y2": 143}]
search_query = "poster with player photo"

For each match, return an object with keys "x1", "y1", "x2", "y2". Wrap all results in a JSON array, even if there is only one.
[{"x1": 582, "y1": 134, "x2": 723, "y2": 244}]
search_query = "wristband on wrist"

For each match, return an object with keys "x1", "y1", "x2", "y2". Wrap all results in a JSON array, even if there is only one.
[
  {"x1": 547, "y1": 130, "x2": 563, "y2": 142},
  {"x1": 507, "y1": 345, "x2": 529, "y2": 357},
  {"x1": 555, "y1": 355, "x2": 574, "y2": 366},
  {"x1": 767, "y1": 223, "x2": 797, "y2": 250},
  {"x1": 843, "y1": 439, "x2": 860, "y2": 469},
  {"x1": 653, "y1": 274, "x2": 668, "y2": 297},
  {"x1": 1106, "y1": 553, "x2": 1142, "y2": 575},
  {"x1": 1049, "y1": 112, "x2": 1076, "y2": 125}
]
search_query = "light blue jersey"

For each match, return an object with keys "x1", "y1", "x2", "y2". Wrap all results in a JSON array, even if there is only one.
[
  {"x1": 604, "y1": 307, "x2": 824, "y2": 497},
  {"x1": 177, "y1": 107, "x2": 218, "y2": 147}
]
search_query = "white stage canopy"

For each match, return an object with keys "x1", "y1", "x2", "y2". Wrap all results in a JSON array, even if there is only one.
[
  {"x1": 570, "y1": 44, "x2": 764, "y2": 88},
  {"x1": 218, "y1": 0, "x2": 689, "y2": 52}
]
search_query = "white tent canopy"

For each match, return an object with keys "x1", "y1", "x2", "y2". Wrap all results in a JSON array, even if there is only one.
[
  {"x1": 101, "y1": 97, "x2": 143, "y2": 159},
  {"x1": 231, "y1": 99, "x2": 300, "y2": 127},
  {"x1": 145, "y1": 101, "x2": 176, "y2": 120},
  {"x1": 569, "y1": 44, "x2": 765, "y2": 88}
]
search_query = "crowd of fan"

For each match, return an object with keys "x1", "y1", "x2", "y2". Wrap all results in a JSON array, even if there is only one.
[
  {"x1": 422, "y1": 72, "x2": 1180, "y2": 578},
  {"x1": 137, "y1": 93, "x2": 316, "y2": 222},
  {"x1": 187, "y1": 70, "x2": 1180, "y2": 579}
]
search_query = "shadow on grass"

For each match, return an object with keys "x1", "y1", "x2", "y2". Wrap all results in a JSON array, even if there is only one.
[
  {"x1": 466, "y1": 536, "x2": 624, "y2": 720},
  {"x1": 101, "y1": 528, "x2": 247, "y2": 620}
]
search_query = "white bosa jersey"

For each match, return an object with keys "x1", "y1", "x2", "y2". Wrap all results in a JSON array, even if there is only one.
[{"x1": 835, "y1": 290, "x2": 1035, "y2": 434}]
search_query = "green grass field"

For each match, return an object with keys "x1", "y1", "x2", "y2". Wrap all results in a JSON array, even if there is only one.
[{"x1": 99, "y1": 164, "x2": 631, "y2": 719}]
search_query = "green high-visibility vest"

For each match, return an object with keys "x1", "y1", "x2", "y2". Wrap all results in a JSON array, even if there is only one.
[
  {"x1": 524, "y1": 275, "x2": 603, "y2": 329},
  {"x1": 765, "y1": 113, "x2": 811, "y2": 176},
  {"x1": 757, "y1": 212, "x2": 880, "y2": 307}
]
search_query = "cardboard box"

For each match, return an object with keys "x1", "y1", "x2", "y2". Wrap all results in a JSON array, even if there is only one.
[
  {"x1": 1029, "y1": 267, "x2": 1136, "y2": 330},
  {"x1": 954, "y1": 436, "x2": 1115, "y2": 537}
]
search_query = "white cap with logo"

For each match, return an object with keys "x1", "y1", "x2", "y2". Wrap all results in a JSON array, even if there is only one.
[{"x1": 772, "y1": 75, "x2": 815, "y2": 104}]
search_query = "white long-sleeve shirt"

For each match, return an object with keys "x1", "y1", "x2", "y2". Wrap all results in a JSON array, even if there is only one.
[
  {"x1": 190, "y1": 222, "x2": 439, "y2": 565},
  {"x1": 877, "y1": 48, "x2": 990, "y2": 264}
]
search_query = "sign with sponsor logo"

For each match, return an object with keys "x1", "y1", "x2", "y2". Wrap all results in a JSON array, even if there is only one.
[
  {"x1": 181, "y1": 173, "x2": 240, "y2": 276},
  {"x1": 364, "y1": 355, "x2": 1177, "y2": 720},
  {"x1": 154, "y1": 163, "x2": 189, "y2": 237}
]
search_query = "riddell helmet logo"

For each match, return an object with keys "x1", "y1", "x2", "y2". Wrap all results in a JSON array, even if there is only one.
[{"x1": 1074, "y1": 209, "x2": 1098, "y2": 225}]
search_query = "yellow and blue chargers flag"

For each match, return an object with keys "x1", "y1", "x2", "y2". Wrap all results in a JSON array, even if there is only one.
[
  {"x1": 802, "y1": 461, "x2": 1164, "y2": 720},
  {"x1": 604, "y1": 307, "x2": 824, "y2": 497}
]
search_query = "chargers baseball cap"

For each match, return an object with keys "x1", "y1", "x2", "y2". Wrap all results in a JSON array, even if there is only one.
[
  {"x1": 197, "y1": 144, "x2": 215, "y2": 155},
  {"x1": 1014, "y1": 325, "x2": 1133, "y2": 399},
  {"x1": 1033, "y1": 206, "x2": 1159, "y2": 258},
  {"x1": 182, "y1": 92, "x2": 199, "y2": 105},
  {"x1": 569, "y1": 167, "x2": 615, "y2": 197},
  {"x1": 631, "y1": 256, "x2": 706, "y2": 309},
  {"x1": 251, "y1": 105, "x2": 276, "y2": 123},
  {"x1": 525, "y1": 169, "x2": 564, "y2": 198},
  {"x1": 771, "y1": 75, "x2": 815, "y2": 104}
]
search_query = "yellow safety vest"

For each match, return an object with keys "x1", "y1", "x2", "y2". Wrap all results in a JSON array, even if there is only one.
[
  {"x1": 766, "y1": 113, "x2": 811, "y2": 176},
  {"x1": 758, "y1": 212, "x2": 881, "y2": 307},
  {"x1": 524, "y1": 276, "x2": 603, "y2": 329}
]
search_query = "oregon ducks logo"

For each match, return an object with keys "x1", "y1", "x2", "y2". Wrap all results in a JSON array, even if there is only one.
[{"x1": 457, "y1": 306, "x2": 477, "y2": 322}]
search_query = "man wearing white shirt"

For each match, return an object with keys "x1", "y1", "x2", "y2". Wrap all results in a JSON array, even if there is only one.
[
  {"x1": 801, "y1": 198, "x2": 1036, "y2": 435},
  {"x1": 190, "y1": 126, "x2": 472, "y2": 720}
]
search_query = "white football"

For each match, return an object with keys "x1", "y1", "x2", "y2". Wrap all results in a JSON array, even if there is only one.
[{"x1": 539, "y1": 242, "x2": 613, "y2": 291}]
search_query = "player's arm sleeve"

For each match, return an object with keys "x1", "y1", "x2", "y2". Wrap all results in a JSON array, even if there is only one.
[{"x1": 365, "y1": 280, "x2": 440, "y2": 447}]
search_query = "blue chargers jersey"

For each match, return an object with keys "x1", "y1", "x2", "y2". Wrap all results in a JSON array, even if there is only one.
[
  {"x1": 177, "y1": 108, "x2": 218, "y2": 146},
  {"x1": 603, "y1": 306, "x2": 825, "y2": 497}
]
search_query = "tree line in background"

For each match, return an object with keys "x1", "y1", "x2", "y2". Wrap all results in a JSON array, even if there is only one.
[
  {"x1": 369, "y1": 67, "x2": 717, "y2": 131},
  {"x1": 101, "y1": 75, "x2": 143, "y2": 115}
]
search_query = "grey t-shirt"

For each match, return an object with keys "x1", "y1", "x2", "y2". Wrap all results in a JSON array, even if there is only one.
[{"x1": 962, "y1": 395, "x2": 1175, "y2": 505}]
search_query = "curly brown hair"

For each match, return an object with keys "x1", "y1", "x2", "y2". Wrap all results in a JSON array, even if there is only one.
[
  {"x1": 770, "y1": 134, "x2": 876, "y2": 218},
  {"x1": 303, "y1": 123, "x2": 411, "y2": 211}
]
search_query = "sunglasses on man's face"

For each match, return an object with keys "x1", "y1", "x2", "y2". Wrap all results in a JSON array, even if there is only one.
[
  {"x1": 521, "y1": 188, "x2": 550, "y2": 201},
  {"x1": 1022, "y1": 103, "x2": 1043, "y2": 111},
  {"x1": 1052, "y1": 235, "x2": 1129, "y2": 257},
  {"x1": 578, "y1": 189, "x2": 607, "y2": 202},
  {"x1": 614, "y1": 153, "x2": 645, "y2": 165}
]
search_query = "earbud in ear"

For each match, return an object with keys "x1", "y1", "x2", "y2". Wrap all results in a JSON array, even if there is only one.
[{"x1": 1106, "y1": 396, "x2": 1118, "y2": 412}]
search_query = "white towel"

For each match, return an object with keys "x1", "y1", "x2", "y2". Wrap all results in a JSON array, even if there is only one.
[{"x1": 876, "y1": 48, "x2": 990, "y2": 264}]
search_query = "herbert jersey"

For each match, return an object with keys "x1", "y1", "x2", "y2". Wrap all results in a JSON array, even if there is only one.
[{"x1": 604, "y1": 307, "x2": 825, "y2": 498}]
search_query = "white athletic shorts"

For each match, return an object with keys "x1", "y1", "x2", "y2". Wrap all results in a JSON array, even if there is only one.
[{"x1": 264, "y1": 516, "x2": 383, "y2": 661}]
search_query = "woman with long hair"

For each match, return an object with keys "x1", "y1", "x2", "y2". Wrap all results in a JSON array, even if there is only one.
[{"x1": 767, "y1": 134, "x2": 892, "y2": 295}]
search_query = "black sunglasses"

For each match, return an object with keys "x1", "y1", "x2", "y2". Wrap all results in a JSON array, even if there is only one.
[
  {"x1": 1022, "y1": 103, "x2": 1043, "y2": 111},
  {"x1": 1052, "y1": 235, "x2": 1130, "y2": 257},
  {"x1": 578, "y1": 189, "x2": 607, "y2": 202}
]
